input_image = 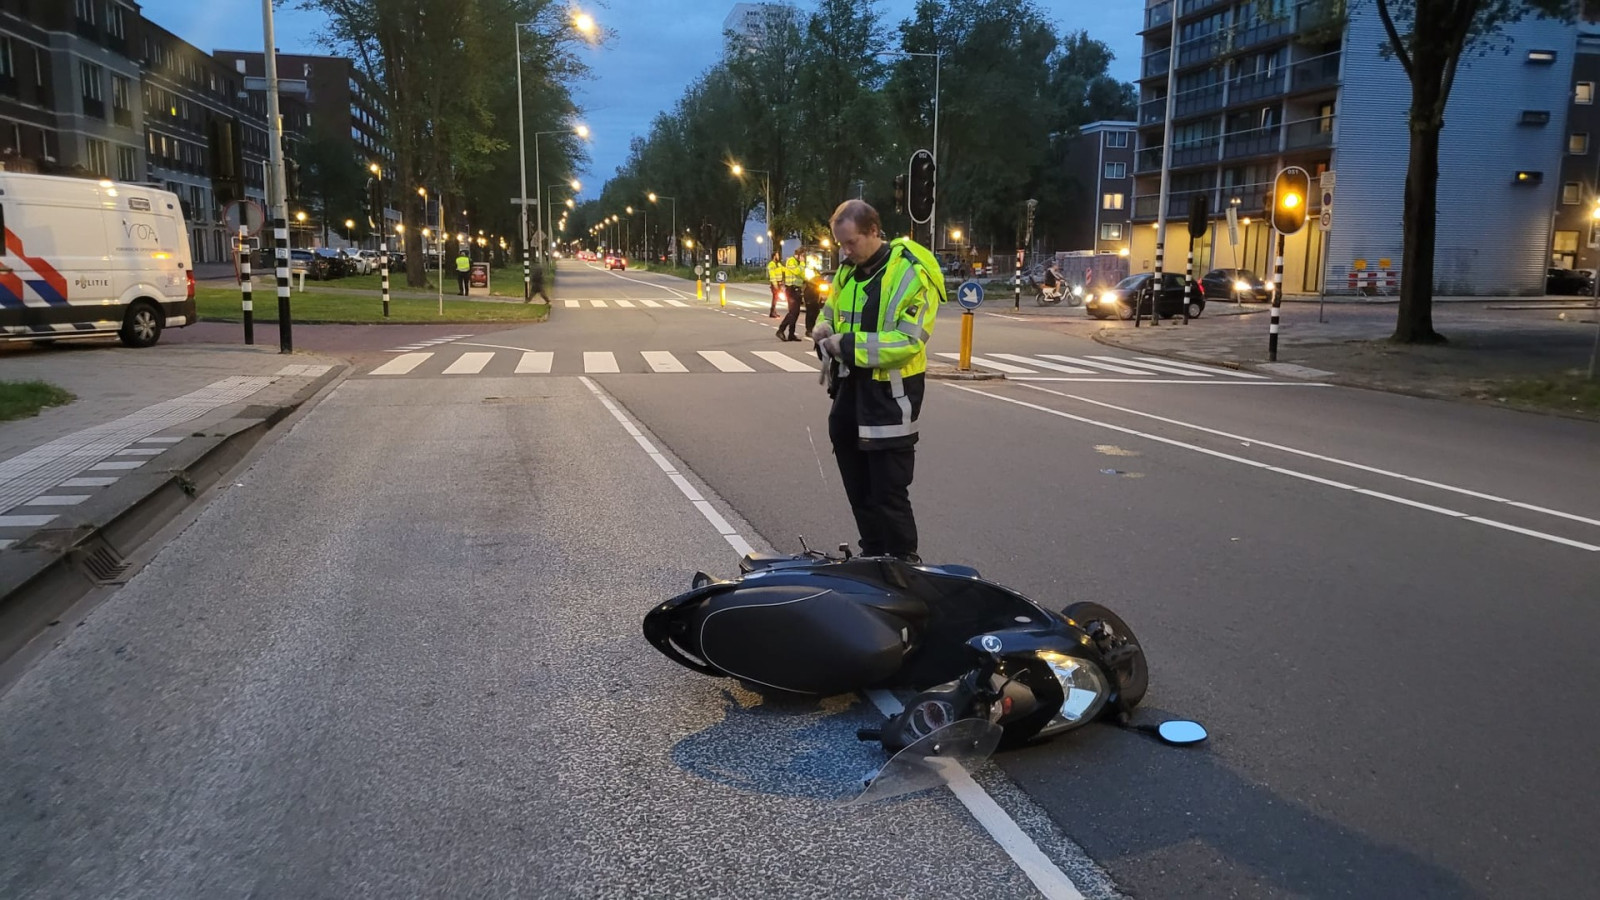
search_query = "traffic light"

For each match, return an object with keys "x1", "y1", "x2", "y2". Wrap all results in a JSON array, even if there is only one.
[
  {"x1": 367, "y1": 176, "x2": 384, "y2": 229},
  {"x1": 908, "y1": 149, "x2": 935, "y2": 224},
  {"x1": 1271, "y1": 166, "x2": 1310, "y2": 234},
  {"x1": 893, "y1": 174, "x2": 906, "y2": 214},
  {"x1": 1187, "y1": 193, "x2": 1209, "y2": 239},
  {"x1": 207, "y1": 117, "x2": 245, "y2": 207}
]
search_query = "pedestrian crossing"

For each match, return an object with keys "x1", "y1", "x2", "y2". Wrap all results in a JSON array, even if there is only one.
[
  {"x1": 558, "y1": 296, "x2": 776, "y2": 311},
  {"x1": 934, "y1": 353, "x2": 1271, "y2": 381}
]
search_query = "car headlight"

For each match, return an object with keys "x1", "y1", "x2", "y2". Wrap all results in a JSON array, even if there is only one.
[
  {"x1": 1234, "y1": 281, "x2": 1250, "y2": 292},
  {"x1": 1035, "y1": 651, "x2": 1108, "y2": 735}
]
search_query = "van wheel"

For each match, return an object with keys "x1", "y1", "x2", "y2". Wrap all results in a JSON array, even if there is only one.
[{"x1": 120, "y1": 301, "x2": 163, "y2": 348}]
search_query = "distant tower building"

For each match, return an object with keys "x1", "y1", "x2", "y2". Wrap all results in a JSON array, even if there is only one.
[{"x1": 723, "y1": 3, "x2": 797, "y2": 52}]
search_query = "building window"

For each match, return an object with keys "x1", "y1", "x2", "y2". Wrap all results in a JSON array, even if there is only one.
[
  {"x1": 1100, "y1": 223, "x2": 1124, "y2": 241},
  {"x1": 0, "y1": 38, "x2": 13, "y2": 79},
  {"x1": 1554, "y1": 230, "x2": 1579, "y2": 255},
  {"x1": 1578, "y1": 82, "x2": 1595, "y2": 105},
  {"x1": 80, "y1": 62, "x2": 103, "y2": 117},
  {"x1": 1105, "y1": 131, "x2": 1128, "y2": 148},
  {"x1": 75, "y1": 0, "x2": 96, "y2": 25},
  {"x1": 1563, "y1": 183, "x2": 1582, "y2": 205},
  {"x1": 1103, "y1": 193, "x2": 1125, "y2": 210},
  {"x1": 1520, "y1": 110, "x2": 1552, "y2": 126},
  {"x1": 1104, "y1": 162, "x2": 1126, "y2": 179},
  {"x1": 1571, "y1": 133, "x2": 1590, "y2": 155},
  {"x1": 111, "y1": 74, "x2": 132, "y2": 125},
  {"x1": 117, "y1": 145, "x2": 137, "y2": 180},
  {"x1": 109, "y1": 4, "x2": 126, "y2": 39},
  {"x1": 85, "y1": 138, "x2": 110, "y2": 176}
]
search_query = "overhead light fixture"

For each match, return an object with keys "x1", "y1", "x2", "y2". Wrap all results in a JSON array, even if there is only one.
[{"x1": 1527, "y1": 50, "x2": 1557, "y2": 63}]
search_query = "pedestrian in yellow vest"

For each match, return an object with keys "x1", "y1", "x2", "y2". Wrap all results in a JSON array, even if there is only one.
[
  {"x1": 766, "y1": 253, "x2": 784, "y2": 318},
  {"x1": 777, "y1": 250, "x2": 805, "y2": 341},
  {"x1": 454, "y1": 249, "x2": 472, "y2": 296}
]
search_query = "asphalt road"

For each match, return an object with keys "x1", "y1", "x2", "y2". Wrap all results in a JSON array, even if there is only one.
[{"x1": 3, "y1": 260, "x2": 1597, "y2": 898}]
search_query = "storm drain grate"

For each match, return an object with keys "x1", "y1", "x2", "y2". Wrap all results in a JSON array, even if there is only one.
[{"x1": 74, "y1": 538, "x2": 131, "y2": 585}]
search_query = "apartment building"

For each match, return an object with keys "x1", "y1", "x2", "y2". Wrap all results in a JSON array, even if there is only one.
[
  {"x1": 1552, "y1": 30, "x2": 1600, "y2": 272},
  {"x1": 1059, "y1": 120, "x2": 1137, "y2": 254},
  {"x1": 1134, "y1": 0, "x2": 1574, "y2": 295}
]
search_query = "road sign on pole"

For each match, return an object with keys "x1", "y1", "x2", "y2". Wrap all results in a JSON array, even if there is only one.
[
  {"x1": 224, "y1": 199, "x2": 265, "y2": 235},
  {"x1": 956, "y1": 280, "x2": 984, "y2": 310},
  {"x1": 1225, "y1": 204, "x2": 1239, "y2": 246}
]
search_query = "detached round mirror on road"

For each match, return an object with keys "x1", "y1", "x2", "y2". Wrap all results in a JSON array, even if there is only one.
[{"x1": 1156, "y1": 720, "x2": 1208, "y2": 746}]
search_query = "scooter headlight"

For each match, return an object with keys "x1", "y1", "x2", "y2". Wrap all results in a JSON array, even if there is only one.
[{"x1": 1036, "y1": 651, "x2": 1108, "y2": 735}]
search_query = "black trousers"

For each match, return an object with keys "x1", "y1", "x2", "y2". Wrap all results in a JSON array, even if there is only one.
[
  {"x1": 803, "y1": 296, "x2": 820, "y2": 335},
  {"x1": 457, "y1": 271, "x2": 470, "y2": 295},
  {"x1": 777, "y1": 287, "x2": 802, "y2": 338},
  {"x1": 829, "y1": 404, "x2": 917, "y2": 558}
]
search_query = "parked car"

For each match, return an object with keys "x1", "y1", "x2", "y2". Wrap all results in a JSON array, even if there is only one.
[
  {"x1": 604, "y1": 254, "x2": 627, "y2": 270},
  {"x1": 1200, "y1": 268, "x2": 1270, "y2": 302},
  {"x1": 1086, "y1": 272, "x2": 1205, "y2": 321},
  {"x1": 289, "y1": 249, "x2": 337, "y2": 280},
  {"x1": 1547, "y1": 268, "x2": 1593, "y2": 295},
  {"x1": 314, "y1": 248, "x2": 352, "y2": 278}
]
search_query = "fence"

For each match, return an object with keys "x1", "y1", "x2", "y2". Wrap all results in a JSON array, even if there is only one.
[{"x1": 1326, "y1": 264, "x2": 1401, "y2": 297}]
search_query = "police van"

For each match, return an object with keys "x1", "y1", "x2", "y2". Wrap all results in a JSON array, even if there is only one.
[{"x1": 0, "y1": 171, "x2": 196, "y2": 347}]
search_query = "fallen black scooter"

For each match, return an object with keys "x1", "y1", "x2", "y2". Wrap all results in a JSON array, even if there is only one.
[{"x1": 643, "y1": 542, "x2": 1205, "y2": 754}]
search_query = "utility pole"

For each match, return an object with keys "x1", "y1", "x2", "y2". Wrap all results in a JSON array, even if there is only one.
[{"x1": 261, "y1": 0, "x2": 292, "y2": 352}]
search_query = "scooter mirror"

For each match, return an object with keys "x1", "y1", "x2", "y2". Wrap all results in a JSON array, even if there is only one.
[{"x1": 1155, "y1": 720, "x2": 1208, "y2": 745}]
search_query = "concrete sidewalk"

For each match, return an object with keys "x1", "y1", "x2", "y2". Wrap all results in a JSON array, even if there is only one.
[
  {"x1": 0, "y1": 340, "x2": 348, "y2": 665},
  {"x1": 1088, "y1": 298, "x2": 1600, "y2": 411}
]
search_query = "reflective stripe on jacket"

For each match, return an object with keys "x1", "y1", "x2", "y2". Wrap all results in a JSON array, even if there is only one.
[{"x1": 820, "y1": 237, "x2": 944, "y2": 446}]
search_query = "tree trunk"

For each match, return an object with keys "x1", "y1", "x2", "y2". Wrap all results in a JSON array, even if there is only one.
[{"x1": 1392, "y1": 117, "x2": 1445, "y2": 343}]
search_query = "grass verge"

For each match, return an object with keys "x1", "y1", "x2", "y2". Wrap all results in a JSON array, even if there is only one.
[
  {"x1": 196, "y1": 286, "x2": 548, "y2": 324},
  {"x1": 1480, "y1": 374, "x2": 1600, "y2": 417},
  {"x1": 0, "y1": 380, "x2": 75, "y2": 421}
]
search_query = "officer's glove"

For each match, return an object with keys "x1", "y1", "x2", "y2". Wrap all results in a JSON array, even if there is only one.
[
  {"x1": 812, "y1": 321, "x2": 834, "y2": 345},
  {"x1": 817, "y1": 333, "x2": 844, "y2": 358}
]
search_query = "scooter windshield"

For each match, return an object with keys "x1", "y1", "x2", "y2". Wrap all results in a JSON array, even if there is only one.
[{"x1": 844, "y1": 719, "x2": 1003, "y2": 806}]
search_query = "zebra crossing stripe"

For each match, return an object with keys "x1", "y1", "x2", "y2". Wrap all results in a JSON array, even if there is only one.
[
  {"x1": 516, "y1": 351, "x2": 553, "y2": 374},
  {"x1": 642, "y1": 351, "x2": 688, "y2": 373},
  {"x1": 371, "y1": 352, "x2": 433, "y2": 375},
  {"x1": 442, "y1": 352, "x2": 494, "y2": 375},
  {"x1": 935, "y1": 352, "x2": 1037, "y2": 374},
  {"x1": 1134, "y1": 356, "x2": 1267, "y2": 379},
  {"x1": 751, "y1": 350, "x2": 817, "y2": 372},
  {"x1": 590, "y1": 300, "x2": 608, "y2": 308},
  {"x1": 615, "y1": 299, "x2": 636, "y2": 308},
  {"x1": 584, "y1": 351, "x2": 620, "y2": 373},
  {"x1": 638, "y1": 298, "x2": 662, "y2": 308},
  {"x1": 565, "y1": 300, "x2": 580, "y2": 308},
  {"x1": 1088, "y1": 356, "x2": 1209, "y2": 377},
  {"x1": 990, "y1": 353, "x2": 1097, "y2": 374},
  {"x1": 698, "y1": 350, "x2": 755, "y2": 372},
  {"x1": 662, "y1": 298, "x2": 689, "y2": 307},
  {"x1": 1040, "y1": 355, "x2": 1149, "y2": 375}
]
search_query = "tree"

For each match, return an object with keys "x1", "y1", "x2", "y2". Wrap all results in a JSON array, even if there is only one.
[
  {"x1": 296, "y1": 124, "x2": 367, "y2": 244},
  {"x1": 1369, "y1": 0, "x2": 1581, "y2": 343}
]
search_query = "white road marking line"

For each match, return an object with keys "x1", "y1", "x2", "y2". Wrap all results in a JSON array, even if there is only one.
[
  {"x1": 936, "y1": 352, "x2": 1038, "y2": 374},
  {"x1": 584, "y1": 351, "x2": 620, "y2": 373},
  {"x1": 565, "y1": 300, "x2": 580, "y2": 308},
  {"x1": 642, "y1": 351, "x2": 688, "y2": 373},
  {"x1": 442, "y1": 352, "x2": 495, "y2": 375},
  {"x1": 1029, "y1": 386, "x2": 1600, "y2": 531},
  {"x1": 370, "y1": 352, "x2": 433, "y2": 376},
  {"x1": 515, "y1": 351, "x2": 554, "y2": 374},
  {"x1": 699, "y1": 350, "x2": 754, "y2": 373},
  {"x1": 0, "y1": 515, "x2": 57, "y2": 527},
  {"x1": 590, "y1": 300, "x2": 608, "y2": 308},
  {"x1": 88, "y1": 462, "x2": 144, "y2": 471},
  {"x1": 602, "y1": 269, "x2": 697, "y2": 300},
  {"x1": 136, "y1": 437, "x2": 184, "y2": 444},
  {"x1": 663, "y1": 298, "x2": 689, "y2": 307},
  {"x1": 277, "y1": 364, "x2": 309, "y2": 376},
  {"x1": 298, "y1": 364, "x2": 334, "y2": 377},
  {"x1": 1135, "y1": 356, "x2": 1266, "y2": 379},
  {"x1": 1040, "y1": 355, "x2": 1149, "y2": 375},
  {"x1": 1011, "y1": 378, "x2": 1321, "y2": 385},
  {"x1": 864, "y1": 690, "x2": 1086, "y2": 900},
  {"x1": 60, "y1": 477, "x2": 118, "y2": 488},
  {"x1": 615, "y1": 299, "x2": 636, "y2": 308},
  {"x1": 961, "y1": 385, "x2": 1600, "y2": 552},
  {"x1": 114, "y1": 449, "x2": 164, "y2": 456},
  {"x1": 23, "y1": 495, "x2": 89, "y2": 507},
  {"x1": 751, "y1": 351, "x2": 817, "y2": 372},
  {"x1": 1087, "y1": 355, "x2": 1209, "y2": 377},
  {"x1": 638, "y1": 298, "x2": 663, "y2": 308},
  {"x1": 990, "y1": 354, "x2": 1097, "y2": 374},
  {"x1": 983, "y1": 312, "x2": 1028, "y2": 320},
  {"x1": 0, "y1": 539, "x2": 13, "y2": 550}
]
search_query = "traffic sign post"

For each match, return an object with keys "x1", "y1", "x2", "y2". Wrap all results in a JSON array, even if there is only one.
[
  {"x1": 239, "y1": 225, "x2": 254, "y2": 345},
  {"x1": 1317, "y1": 171, "x2": 1335, "y2": 323},
  {"x1": 956, "y1": 280, "x2": 983, "y2": 371},
  {"x1": 223, "y1": 199, "x2": 265, "y2": 236}
]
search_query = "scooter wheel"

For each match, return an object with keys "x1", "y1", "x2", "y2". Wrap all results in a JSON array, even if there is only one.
[{"x1": 1062, "y1": 601, "x2": 1148, "y2": 713}]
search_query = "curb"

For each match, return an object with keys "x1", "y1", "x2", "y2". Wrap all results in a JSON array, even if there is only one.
[{"x1": 0, "y1": 365, "x2": 347, "y2": 666}]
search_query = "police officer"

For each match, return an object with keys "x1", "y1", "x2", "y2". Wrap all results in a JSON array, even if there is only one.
[
  {"x1": 766, "y1": 252, "x2": 784, "y2": 317},
  {"x1": 812, "y1": 199, "x2": 943, "y2": 562},
  {"x1": 454, "y1": 248, "x2": 472, "y2": 296},
  {"x1": 778, "y1": 251, "x2": 803, "y2": 339}
]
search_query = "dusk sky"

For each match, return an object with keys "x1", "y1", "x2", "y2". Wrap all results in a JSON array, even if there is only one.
[{"x1": 136, "y1": 1, "x2": 1143, "y2": 201}]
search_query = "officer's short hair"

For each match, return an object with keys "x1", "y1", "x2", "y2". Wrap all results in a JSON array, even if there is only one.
[{"x1": 830, "y1": 199, "x2": 880, "y2": 236}]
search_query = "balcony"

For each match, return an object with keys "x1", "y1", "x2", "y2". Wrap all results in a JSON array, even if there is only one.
[
  {"x1": 1172, "y1": 136, "x2": 1221, "y2": 167},
  {"x1": 1289, "y1": 52, "x2": 1340, "y2": 94},
  {"x1": 82, "y1": 97, "x2": 106, "y2": 120},
  {"x1": 1174, "y1": 83, "x2": 1224, "y2": 118},
  {"x1": 1136, "y1": 145, "x2": 1164, "y2": 174},
  {"x1": 1230, "y1": 70, "x2": 1287, "y2": 104},
  {"x1": 1179, "y1": 0, "x2": 1228, "y2": 15},
  {"x1": 1178, "y1": 33, "x2": 1224, "y2": 67},
  {"x1": 1143, "y1": 48, "x2": 1171, "y2": 79},
  {"x1": 1139, "y1": 95, "x2": 1167, "y2": 125},
  {"x1": 1223, "y1": 125, "x2": 1279, "y2": 160},
  {"x1": 1235, "y1": 17, "x2": 1292, "y2": 51},
  {"x1": 1146, "y1": 1, "x2": 1172, "y2": 30},
  {"x1": 1285, "y1": 114, "x2": 1335, "y2": 150}
]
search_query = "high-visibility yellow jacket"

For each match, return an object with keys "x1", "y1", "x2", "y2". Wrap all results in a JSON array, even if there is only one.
[
  {"x1": 455, "y1": 254, "x2": 471, "y2": 273},
  {"x1": 782, "y1": 255, "x2": 803, "y2": 287},
  {"x1": 767, "y1": 259, "x2": 784, "y2": 285},
  {"x1": 820, "y1": 237, "x2": 945, "y2": 447}
]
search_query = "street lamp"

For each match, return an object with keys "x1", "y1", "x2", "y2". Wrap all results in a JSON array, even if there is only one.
[
  {"x1": 730, "y1": 162, "x2": 771, "y2": 259},
  {"x1": 528, "y1": 124, "x2": 590, "y2": 266},
  {"x1": 649, "y1": 192, "x2": 677, "y2": 265},
  {"x1": 517, "y1": 14, "x2": 597, "y2": 285}
]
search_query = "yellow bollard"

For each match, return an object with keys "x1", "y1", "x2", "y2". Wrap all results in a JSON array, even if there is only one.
[
  {"x1": 696, "y1": 278, "x2": 703, "y2": 300},
  {"x1": 719, "y1": 282, "x2": 727, "y2": 306},
  {"x1": 958, "y1": 310, "x2": 974, "y2": 371}
]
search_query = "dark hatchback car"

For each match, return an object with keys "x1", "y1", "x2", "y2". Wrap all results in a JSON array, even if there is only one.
[
  {"x1": 1547, "y1": 268, "x2": 1593, "y2": 295},
  {"x1": 1086, "y1": 272, "x2": 1205, "y2": 320},
  {"x1": 1200, "y1": 268, "x2": 1270, "y2": 302}
]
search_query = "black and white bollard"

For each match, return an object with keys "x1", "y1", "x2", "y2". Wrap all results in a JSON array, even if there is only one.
[
  {"x1": 380, "y1": 238, "x2": 390, "y2": 318},
  {"x1": 274, "y1": 217, "x2": 292, "y2": 353},
  {"x1": 239, "y1": 225, "x2": 254, "y2": 345},
  {"x1": 1269, "y1": 230, "x2": 1284, "y2": 361},
  {"x1": 1183, "y1": 241, "x2": 1193, "y2": 324},
  {"x1": 522, "y1": 242, "x2": 530, "y2": 302}
]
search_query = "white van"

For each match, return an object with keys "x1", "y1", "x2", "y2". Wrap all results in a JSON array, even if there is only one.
[{"x1": 0, "y1": 172, "x2": 196, "y2": 347}]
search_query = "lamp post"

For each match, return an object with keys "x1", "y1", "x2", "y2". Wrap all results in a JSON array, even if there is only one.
[
  {"x1": 649, "y1": 192, "x2": 676, "y2": 266},
  {"x1": 516, "y1": 12, "x2": 596, "y2": 291},
  {"x1": 880, "y1": 49, "x2": 941, "y2": 247},
  {"x1": 533, "y1": 124, "x2": 589, "y2": 266},
  {"x1": 731, "y1": 163, "x2": 771, "y2": 261}
]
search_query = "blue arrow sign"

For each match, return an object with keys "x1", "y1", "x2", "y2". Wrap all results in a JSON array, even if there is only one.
[{"x1": 956, "y1": 280, "x2": 984, "y2": 310}]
